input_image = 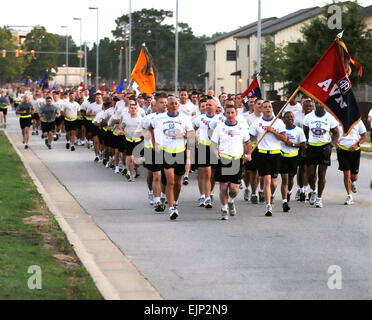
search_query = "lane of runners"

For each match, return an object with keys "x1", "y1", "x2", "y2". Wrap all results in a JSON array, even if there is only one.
[{"x1": 1, "y1": 85, "x2": 369, "y2": 222}]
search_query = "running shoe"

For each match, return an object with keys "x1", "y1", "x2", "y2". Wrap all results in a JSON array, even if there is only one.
[
  {"x1": 25, "y1": 145, "x2": 29, "y2": 149},
  {"x1": 148, "y1": 192, "x2": 154, "y2": 205},
  {"x1": 71, "y1": 146, "x2": 75, "y2": 151},
  {"x1": 244, "y1": 189, "x2": 251, "y2": 202},
  {"x1": 295, "y1": 189, "x2": 301, "y2": 201},
  {"x1": 114, "y1": 167, "x2": 120, "y2": 174},
  {"x1": 198, "y1": 197, "x2": 206, "y2": 207},
  {"x1": 102, "y1": 159, "x2": 107, "y2": 166},
  {"x1": 251, "y1": 194, "x2": 258, "y2": 204},
  {"x1": 315, "y1": 198, "x2": 323, "y2": 208},
  {"x1": 183, "y1": 176, "x2": 189, "y2": 186},
  {"x1": 300, "y1": 192, "x2": 306, "y2": 202},
  {"x1": 121, "y1": 168, "x2": 128, "y2": 176},
  {"x1": 35, "y1": 130, "x2": 38, "y2": 135},
  {"x1": 228, "y1": 202, "x2": 236, "y2": 216},
  {"x1": 309, "y1": 192, "x2": 317, "y2": 206},
  {"x1": 47, "y1": 144, "x2": 52, "y2": 150},
  {"x1": 259, "y1": 191, "x2": 265, "y2": 203},
  {"x1": 169, "y1": 207, "x2": 179, "y2": 220},
  {"x1": 221, "y1": 209, "x2": 229, "y2": 220},
  {"x1": 154, "y1": 202, "x2": 165, "y2": 213},
  {"x1": 161, "y1": 196, "x2": 167, "y2": 206},
  {"x1": 128, "y1": 176, "x2": 134, "y2": 182},
  {"x1": 282, "y1": 202, "x2": 290, "y2": 212},
  {"x1": 94, "y1": 157, "x2": 99, "y2": 163},
  {"x1": 32, "y1": 131, "x2": 35, "y2": 136},
  {"x1": 204, "y1": 198, "x2": 213, "y2": 209},
  {"x1": 45, "y1": 139, "x2": 48, "y2": 146},
  {"x1": 351, "y1": 182, "x2": 357, "y2": 194},
  {"x1": 66, "y1": 142, "x2": 70, "y2": 149},
  {"x1": 265, "y1": 205, "x2": 273, "y2": 217},
  {"x1": 344, "y1": 195, "x2": 354, "y2": 205}
]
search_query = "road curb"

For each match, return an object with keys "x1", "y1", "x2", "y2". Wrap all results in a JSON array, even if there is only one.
[{"x1": 4, "y1": 130, "x2": 163, "y2": 300}]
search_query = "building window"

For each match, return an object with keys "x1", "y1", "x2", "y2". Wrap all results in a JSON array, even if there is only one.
[
  {"x1": 226, "y1": 50, "x2": 236, "y2": 61},
  {"x1": 236, "y1": 45, "x2": 239, "y2": 58}
]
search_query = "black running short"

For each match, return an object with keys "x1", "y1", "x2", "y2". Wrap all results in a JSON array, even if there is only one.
[
  {"x1": 0, "y1": 107, "x2": 8, "y2": 115},
  {"x1": 196, "y1": 144, "x2": 218, "y2": 168},
  {"x1": 55, "y1": 115, "x2": 64, "y2": 126},
  {"x1": 33, "y1": 112, "x2": 40, "y2": 120},
  {"x1": 257, "y1": 152, "x2": 281, "y2": 178},
  {"x1": 337, "y1": 148, "x2": 361, "y2": 174},
  {"x1": 306, "y1": 144, "x2": 332, "y2": 166},
  {"x1": 20, "y1": 117, "x2": 32, "y2": 129},
  {"x1": 280, "y1": 155, "x2": 299, "y2": 177},
  {"x1": 162, "y1": 151, "x2": 186, "y2": 176},
  {"x1": 64, "y1": 119, "x2": 77, "y2": 132},
  {"x1": 245, "y1": 148, "x2": 259, "y2": 171},
  {"x1": 41, "y1": 121, "x2": 55, "y2": 133},
  {"x1": 215, "y1": 157, "x2": 243, "y2": 185},
  {"x1": 144, "y1": 148, "x2": 163, "y2": 172},
  {"x1": 125, "y1": 138, "x2": 144, "y2": 157}
]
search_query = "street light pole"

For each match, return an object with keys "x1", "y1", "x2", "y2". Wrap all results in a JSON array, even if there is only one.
[
  {"x1": 89, "y1": 7, "x2": 99, "y2": 89},
  {"x1": 73, "y1": 18, "x2": 82, "y2": 84},
  {"x1": 61, "y1": 26, "x2": 68, "y2": 88},
  {"x1": 84, "y1": 42, "x2": 88, "y2": 88},
  {"x1": 175, "y1": 0, "x2": 179, "y2": 95},
  {"x1": 257, "y1": 0, "x2": 262, "y2": 83},
  {"x1": 128, "y1": 0, "x2": 132, "y2": 81}
]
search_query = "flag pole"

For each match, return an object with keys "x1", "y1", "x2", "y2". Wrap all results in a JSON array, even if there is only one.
[{"x1": 251, "y1": 87, "x2": 300, "y2": 153}]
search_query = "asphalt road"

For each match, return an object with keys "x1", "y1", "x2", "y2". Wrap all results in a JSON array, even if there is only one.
[{"x1": 4, "y1": 110, "x2": 372, "y2": 300}]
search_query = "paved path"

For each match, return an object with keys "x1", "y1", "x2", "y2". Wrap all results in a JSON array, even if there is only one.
[{"x1": 4, "y1": 110, "x2": 372, "y2": 300}]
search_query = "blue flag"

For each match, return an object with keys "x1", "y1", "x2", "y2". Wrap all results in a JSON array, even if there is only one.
[{"x1": 116, "y1": 81, "x2": 126, "y2": 93}]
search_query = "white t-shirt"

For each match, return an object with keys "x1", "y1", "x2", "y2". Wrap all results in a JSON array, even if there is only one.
[
  {"x1": 303, "y1": 111, "x2": 339, "y2": 144},
  {"x1": 368, "y1": 109, "x2": 372, "y2": 129},
  {"x1": 282, "y1": 102, "x2": 303, "y2": 120},
  {"x1": 281, "y1": 125, "x2": 307, "y2": 155},
  {"x1": 93, "y1": 110, "x2": 106, "y2": 125},
  {"x1": 338, "y1": 121, "x2": 367, "y2": 149},
  {"x1": 151, "y1": 112, "x2": 194, "y2": 152},
  {"x1": 209, "y1": 114, "x2": 248, "y2": 131},
  {"x1": 142, "y1": 113, "x2": 159, "y2": 148},
  {"x1": 211, "y1": 120, "x2": 250, "y2": 158},
  {"x1": 79, "y1": 100, "x2": 90, "y2": 112},
  {"x1": 294, "y1": 112, "x2": 306, "y2": 128},
  {"x1": 249, "y1": 116, "x2": 286, "y2": 151},
  {"x1": 53, "y1": 99, "x2": 65, "y2": 113},
  {"x1": 194, "y1": 113, "x2": 218, "y2": 145},
  {"x1": 87, "y1": 102, "x2": 103, "y2": 117},
  {"x1": 121, "y1": 114, "x2": 143, "y2": 140},
  {"x1": 63, "y1": 101, "x2": 80, "y2": 119},
  {"x1": 245, "y1": 112, "x2": 261, "y2": 127},
  {"x1": 179, "y1": 100, "x2": 197, "y2": 118}
]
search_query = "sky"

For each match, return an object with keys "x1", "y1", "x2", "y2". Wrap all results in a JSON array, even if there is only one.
[{"x1": 3, "y1": 0, "x2": 371, "y2": 47}]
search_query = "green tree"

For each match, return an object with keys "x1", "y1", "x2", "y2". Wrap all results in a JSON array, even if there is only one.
[
  {"x1": 0, "y1": 27, "x2": 27, "y2": 83},
  {"x1": 282, "y1": 1, "x2": 372, "y2": 93},
  {"x1": 112, "y1": 8, "x2": 206, "y2": 89},
  {"x1": 54, "y1": 34, "x2": 79, "y2": 68},
  {"x1": 24, "y1": 26, "x2": 58, "y2": 80},
  {"x1": 260, "y1": 38, "x2": 286, "y2": 89}
]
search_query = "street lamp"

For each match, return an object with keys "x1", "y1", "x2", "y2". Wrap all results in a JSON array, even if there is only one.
[
  {"x1": 61, "y1": 26, "x2": 68, "y2": 87},
  {"x1": 73, "y1": 17, "x2": 82, "y2": 84},
  {"x1": 89, "y1": 7, "x2": 99, "y2": 90}
]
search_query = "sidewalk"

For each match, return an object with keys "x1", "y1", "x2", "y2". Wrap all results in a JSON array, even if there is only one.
[{"x1": 3, "y1": 111, "x2": 162, "y2": 300}]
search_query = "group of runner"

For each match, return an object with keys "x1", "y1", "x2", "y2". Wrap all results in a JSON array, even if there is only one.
[{"x1": 1, "y1": 85, "x2": 369, "y2": 221}]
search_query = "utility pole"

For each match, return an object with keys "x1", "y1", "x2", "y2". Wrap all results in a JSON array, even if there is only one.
[
  {"x1": 61, "y1": 26, "x2": 68, "y2": 87},
  {"x1": 175, "y1": 0, "x2": 179, "y2": 95},
  {"x1": 119, "y1": 46, "x2": 123, "y2": 82},
  {"x1": 257, "y1": 0, "x2": 262, "y2": 84},
  {"x1": 128, "y1": 0, "x2": 132, "y2": 81},
  {"x1": 84, "y1": 42, "x2": 88, "y2": 88}
]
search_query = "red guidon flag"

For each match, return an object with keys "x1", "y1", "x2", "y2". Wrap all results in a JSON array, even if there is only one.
[{"x1": 299, "y1": 38, "x2": 363, "y2": 136}]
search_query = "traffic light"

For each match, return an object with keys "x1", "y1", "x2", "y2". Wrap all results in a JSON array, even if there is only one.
[
  {"x1": 19, "y1": 49, "x2": 24, "y2": 56},
  {"x1": 30, "y1": 49, "x2": 35, "y2": 57},
  {"x1": 15, "y1": 49, "x2": 19, "y2": 58},
  {"x1": 2, "y1": 50, "x2": 5, "y2": 58},
  {"x1": 77, "y1": 50, "x2": 82, "y2": 59},
  {"x1": 120, "y1": 46, "x2": 124, "y2": 50}
]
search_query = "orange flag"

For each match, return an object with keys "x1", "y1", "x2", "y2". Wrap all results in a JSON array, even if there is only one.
[
  {"x1": 112, "y1": 83, "x2": 117, "y2": 92},
  {"x1": 131, "y1": 47, "x2": 155, "y2": 95}
]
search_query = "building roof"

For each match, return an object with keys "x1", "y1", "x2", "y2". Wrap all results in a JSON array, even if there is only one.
[
  {"x1": 364, "y1": 5, "x2": 372, "y2": 15},
  {"x1": 204, "y1": 17, "x2": 276, "y2": 45},
  {"x1": 235, "y1": 7, "x2": 322, "y2": 39}
]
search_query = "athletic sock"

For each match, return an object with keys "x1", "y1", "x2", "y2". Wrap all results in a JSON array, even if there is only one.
[
  {"x1": 228, "y1": 196, "x2": 234, "y2": 203},
  {"x1": 282, "y1": 199, "x2": 288, "y2": 203},
  {"x1": 154, "y1": 197, "x2": 160, "y2": 203},
  {"x1": 161, "y1": 192, "x2": 166, "y2": 199},
  {"x1": 221, "y1": 204, "x2": 228, "y2": 211}
]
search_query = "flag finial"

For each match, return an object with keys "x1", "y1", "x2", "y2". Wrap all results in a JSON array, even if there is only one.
[{"x1": 336, "y1": 30, "x2": 344, "y2": 39}]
